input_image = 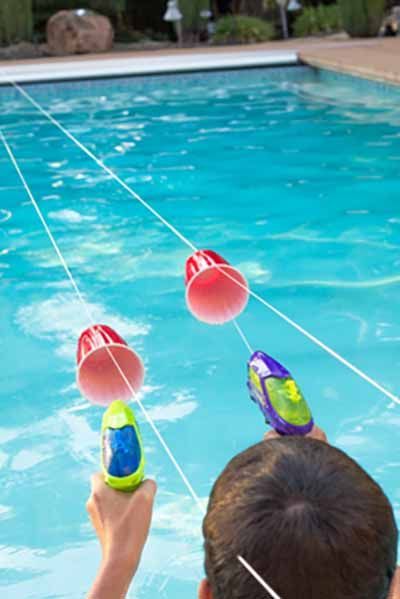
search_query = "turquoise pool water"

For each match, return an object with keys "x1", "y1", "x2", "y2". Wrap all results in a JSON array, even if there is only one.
[{"x1": 0, "y1": 66, "x2": 399, "y2": 598}]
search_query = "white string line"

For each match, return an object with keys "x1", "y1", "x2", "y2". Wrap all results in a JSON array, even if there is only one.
[
  {"x1": 238, "y1": 556, "x2": 282, "y2": 599},
  {"x1": 233, "y1": 320, "x2": 254, "y2": 354},
  {"x1": 8, "y1": 77, "x2": 399, "y2": 598},
  {"x1": 8, "y1": 80, "x2": 255, "y2": 357},
  {"x1": 0, "y1": 129, "x2": 203, "y2": 512},
  {"x1": 11, "y1": 82, "x2": 197, "y2": 252},
  {"x1": 9, "y1": 80, "x2": 400, "y2": 407},
  {"x1": 0, "y1": 130, "x2": 278, "y2": 599},
  {"x1": 242, "y1": 284, "x2": 400, "y2": 406}
]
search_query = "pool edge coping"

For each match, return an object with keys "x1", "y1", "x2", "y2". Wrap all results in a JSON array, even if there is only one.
[
  {"x1": 300, "y1": 55, "x2": 400, "y2": 89},
  {"x1": 0, "y1": 50, "x2": 299, "y2": 86}
]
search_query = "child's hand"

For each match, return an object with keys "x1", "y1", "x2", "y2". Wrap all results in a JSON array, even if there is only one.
[
  {"x1": 264, "y1": 425, "x2": 328, "y2": 443},
  {"x1": 86, "y1": 473, "x2": 157, "y2": 572}
]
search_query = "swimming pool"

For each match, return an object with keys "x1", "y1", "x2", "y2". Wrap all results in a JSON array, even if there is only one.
[{"x1": 0, "y1": 65, "x2": 399, "y2": 598}]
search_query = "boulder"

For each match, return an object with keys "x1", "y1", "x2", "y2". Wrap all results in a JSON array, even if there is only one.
[{"x1": 47, "y1": 9, "x2": 114, "y2": 56}]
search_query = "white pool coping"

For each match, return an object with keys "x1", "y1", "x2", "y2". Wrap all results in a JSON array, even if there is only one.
[{"x1": 0, "y1": 49, "x2": 299, "y2": 85}]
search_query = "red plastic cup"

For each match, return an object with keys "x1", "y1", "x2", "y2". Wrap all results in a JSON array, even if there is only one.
[
  {"x1": 76, "y1": 324, "x2": 144, "y2": 406},
  {"x1": 185, "y1": 250, "x2": 249, "y2": 325}
]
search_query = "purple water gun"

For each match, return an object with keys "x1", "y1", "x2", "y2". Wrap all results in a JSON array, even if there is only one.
[{"x1": 247, "y1": 350, "x2": 314, "y2": 436}]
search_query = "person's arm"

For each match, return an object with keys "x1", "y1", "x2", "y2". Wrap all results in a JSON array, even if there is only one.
[
  {"x1": 88, "y1": 558, "x2": 137, "y2": 599},
  {"x1": 389, "y1": 568, "x2": 400, "y2": 599},
  {"x1": 86, "y1": 474, "x2": 157, "y2": 599}
]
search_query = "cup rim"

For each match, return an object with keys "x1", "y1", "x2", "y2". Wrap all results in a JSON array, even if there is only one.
[{"x1": 185, "y1": 250, "x2": 228, "y2": 284}]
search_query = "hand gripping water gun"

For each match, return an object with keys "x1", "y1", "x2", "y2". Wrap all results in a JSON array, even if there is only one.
[
  {"x1": 247, "y1": 350, "x2": 314, "y2": 436},
  {"x1": 101, "y1": 400, "x2": 145, "y2": 492}
]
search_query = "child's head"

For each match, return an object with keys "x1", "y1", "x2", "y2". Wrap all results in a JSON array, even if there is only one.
[{"x1": 201, "y1": 438, "x2": 398, "y2": 599}]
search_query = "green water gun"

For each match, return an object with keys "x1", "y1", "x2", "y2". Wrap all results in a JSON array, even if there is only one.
[{"x1": 101, "y1": 400, "x2": 145, "y2": 492}]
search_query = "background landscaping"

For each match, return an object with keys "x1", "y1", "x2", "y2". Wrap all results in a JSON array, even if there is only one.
[{"x1": 0, "y1": 0, "x2": 396, "y2": 58}]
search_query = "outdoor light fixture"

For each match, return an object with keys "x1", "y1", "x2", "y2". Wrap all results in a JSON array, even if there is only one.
[
  {"x1": 200, "y1": 9, "x2": 212, "y2": 19},
  {"x1": 164, "y1": 0, "x2": 183, "y2": 23},
  {"x1": 164, "y1": 0, "x2": 183, "y2": 46},
  {"x1": 288, "y1": 0, "x2": 302, "y2": 11}
]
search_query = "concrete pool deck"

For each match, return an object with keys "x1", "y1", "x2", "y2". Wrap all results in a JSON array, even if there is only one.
[
  {"x1": 300, "y1": 38, "x2": 400, "y2": 86},
  {"x1": 0, "y1": 37, "x2": 399, "y2": 86}
]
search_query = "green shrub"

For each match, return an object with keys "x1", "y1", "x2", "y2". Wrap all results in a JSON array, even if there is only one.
[
  {"x1": 115, "y1": 27, "x2": 169, "y2": 44},
  {"x1": 115, "y1": 29, "x2": 147, "y2": 43},
  {"x1": 0, "y1": 0, "x2": 33, "y2": 45},
  {"x1": 338, "y1": 0, "x2": 385, "y2": 37},
  {"x1": 213, "y1": 15, "x2": 275, "y2": 44},
  {"x1": 179, "y1": 0, "x2": 210, "y2": 32},
  {"x1": 143, "y1": 29, "x2": 170, "y2": 42},
  {"x1": 294, "y1": 4, "x2": 342, "y2": 37}
]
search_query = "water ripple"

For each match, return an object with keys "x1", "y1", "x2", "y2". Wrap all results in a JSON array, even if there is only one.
[{"x1": 0, "y1": 209, "x2": 12, "y2": 223}]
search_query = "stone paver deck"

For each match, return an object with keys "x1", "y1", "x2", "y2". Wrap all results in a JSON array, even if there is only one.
[{"x1": 300, "y1": 38, "x2": 400, "y2": 86}]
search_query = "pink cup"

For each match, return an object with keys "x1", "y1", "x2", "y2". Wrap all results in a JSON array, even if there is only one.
[
  {"x1": 76, "y1": 324, "x2": 144, "y2": 406},
  {"x1": 185, "y1": 250, "x2": 249, "y2": 325}
]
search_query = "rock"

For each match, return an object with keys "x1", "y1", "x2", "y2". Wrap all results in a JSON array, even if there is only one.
[
  {"x1": 47, "y1": 9, "x2": 114, "y2": 56},
  {"x1": 39, "y1": 43, "x2": 52, "y2": 57},
  {"x1": 0, "y1": 41, "x2": 44, "y2": 60}
]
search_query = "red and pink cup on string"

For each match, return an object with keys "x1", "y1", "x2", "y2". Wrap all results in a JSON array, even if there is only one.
[
  {"x1": 76, "y1": 324, "x2": 144, "y2": 406},
  {"x1": 76, "y1": 250, "x2": 248, "y2": 405},
  {"x1": 185, "y1": 250, "x2": 249, "y2": 324}
]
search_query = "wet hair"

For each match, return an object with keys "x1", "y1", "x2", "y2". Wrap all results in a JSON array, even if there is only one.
[{"x1": 203, "y1": 438, "x2": 398, "y2": 599}]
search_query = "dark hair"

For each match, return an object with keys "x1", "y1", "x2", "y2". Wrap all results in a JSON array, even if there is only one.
[{"x1": 203, "y1": 438, "x2": 398, "y2": 599}]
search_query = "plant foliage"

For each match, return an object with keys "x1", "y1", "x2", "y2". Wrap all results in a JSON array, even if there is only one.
[
  {"x1": 338, "y1": 0, "x2": 385, "y2": 37},
  {"x1": 0, "y1": 0, "x2": 33, "y2": 45},
  {"x1": 180, "y1": 0, "x2": 210, "y2": 31},
  {"x1": 213, "y1": 15, "x2": 275, "y2": 43},
  {"x1": 294, "y1": 4, "x2": 342, "y2": 37}
]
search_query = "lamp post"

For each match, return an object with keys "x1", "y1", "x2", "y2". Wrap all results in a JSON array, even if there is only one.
[
  {"x1": 276, "y1": 0, "x2": 302, "y2": 39},
  {"x1": 164, "y1": 0, "x2": 183, "y2": 47},
  {"x1": 276, "y1": 0, "x2": 289, "y2": 39},
  {"x1": 200, "y1": 9, "x2": 213, "y2": 41}
]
